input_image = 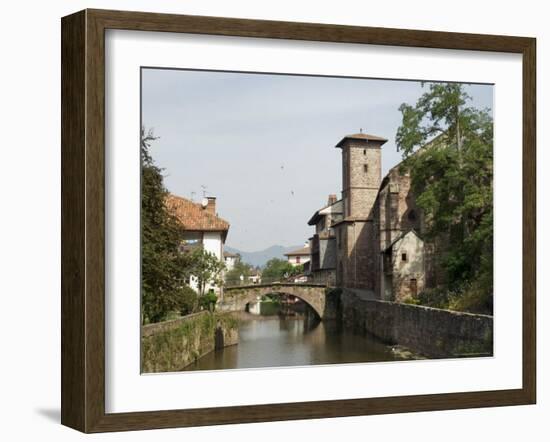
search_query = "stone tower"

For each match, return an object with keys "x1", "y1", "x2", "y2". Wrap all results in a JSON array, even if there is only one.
[
  {"x1": 337, "y1": 132, "x2": 386, "y2": 218},
  {"x1": 333, "y1": 132, "x2": 387, "y2": 290}
]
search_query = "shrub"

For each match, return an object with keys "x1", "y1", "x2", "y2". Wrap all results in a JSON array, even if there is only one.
[
  {"x1": 448, "y1": 279, "x2": 493, "y2": 315},
  {"x1": 415, "y1": 281, "x2": 492, "y2": 316},
  {"x1": 402, "y1": 296, "x2": 420, "y2": 305},
  {"x1": 416, "y1": 287, "x2": 451, "y2": 310},
  {"x1": 178, "y1": 285, "x2": 198, "y2": 316},
  {"x1": 199, "y1": 290, "x2": 218, "y2": 312}
]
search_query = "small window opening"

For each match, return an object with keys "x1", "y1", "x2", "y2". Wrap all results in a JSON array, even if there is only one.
[
  {"x1": 401, "y1": 253, "x2": 407, "y2": 262},
  {"x1": 363, "y1": 149, "x2": 366, "y2": 155},
  {"x1": 364, "y1": 164, "x2": 368, "y2": 173}
]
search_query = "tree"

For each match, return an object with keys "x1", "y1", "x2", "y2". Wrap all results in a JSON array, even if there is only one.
[
  {"x1": 262, "y1": 258, "x2": 303, "y2": 281},
  {"x1": 189, "y1": 248, "x2": 226, "y2": 297},
  {"x1": 225, "y1": 258, "x2": 254, "y2": 285},
  {"x1": 141, "y1": 127, "x2": 193, "y2": 324},
  {"x1": 178, "y1": 285, "x2": 199, "y2": 316},
  {"x1": 396, "y1": 83, "x2": 493, "y2": 314}
]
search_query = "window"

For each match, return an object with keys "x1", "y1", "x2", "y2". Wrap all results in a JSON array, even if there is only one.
[
  {"x1": 296, "y1": 256, "x2": 301, "y2": 264},
  {"x1": 363, "y1": 149, "x2": 366, "y2": 155},
  {"x1": 407, "y1": 210, "x2": 417, "y2": 222},
  {"x1": 401, "y1": 253, "x2": 407, "y2": 262},
  {"x1": 364, "y1": 164, "x2": 368, "y2": 173}
]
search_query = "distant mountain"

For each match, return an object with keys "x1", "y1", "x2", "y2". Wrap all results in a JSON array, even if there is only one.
[{"x1": 225, "y1": 244, "x2": 303, "y2": 268}]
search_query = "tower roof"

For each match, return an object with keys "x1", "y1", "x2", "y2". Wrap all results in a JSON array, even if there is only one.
[{"x1": 335, "y1": 132, "x2": 388, "y2": 148}]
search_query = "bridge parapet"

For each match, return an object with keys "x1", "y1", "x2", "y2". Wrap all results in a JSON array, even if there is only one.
[{"x1": 225, "y1": 282, "x2": 328, "y2": 290}]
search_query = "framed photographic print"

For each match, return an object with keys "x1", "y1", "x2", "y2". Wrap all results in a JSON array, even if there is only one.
[{"x1": 61, "y1": 9, "x2": 536, "y2": 433}]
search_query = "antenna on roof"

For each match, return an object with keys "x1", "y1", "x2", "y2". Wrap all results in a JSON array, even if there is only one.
[
  {"x1": 200, "y1": 184, "x2": 207, "y2": 197},
  {"x1": 360, "y1": 128, "x2": 363, "y2": 133},
  {"x1": 190, "y1": 191, "x2": 196, "y2": 201}
]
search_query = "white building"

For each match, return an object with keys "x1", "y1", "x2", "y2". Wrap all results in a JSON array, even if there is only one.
[
  {"x1": 223, "y1": 251, "x2": 239, "y2": 272},
  {"x1": 166, "y1": 194, "x2": 230, "y2": 294},
  {"x1": 284, "y1": 243, "x2": 311, "y2": 267}
]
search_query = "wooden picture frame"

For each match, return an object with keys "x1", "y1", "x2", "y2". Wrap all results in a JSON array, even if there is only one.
[{"x1": 61, "y1": 8, "x2": 536, "y2": 433}]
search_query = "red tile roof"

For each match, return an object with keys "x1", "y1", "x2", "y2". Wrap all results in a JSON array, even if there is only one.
[{"x1": 165, "y1": 194, "x2": 230, "y2": 234}]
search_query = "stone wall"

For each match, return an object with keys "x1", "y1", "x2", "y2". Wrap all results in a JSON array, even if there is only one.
[
  {"x1": 311, "y1": 268, "x2": 336, "y2": 286},
  {"x1": 341, "y1": 290, "x2": 493, "y2": 358},
  {"x1": 319, "y1": 236, "x2": 336, "y2": 270},
  {"x1": 337, "y1": 221, "x2": 378, "y2": 290},
  {"x1": 141, "y1": 311, "x2": 239, "y2": 373}
]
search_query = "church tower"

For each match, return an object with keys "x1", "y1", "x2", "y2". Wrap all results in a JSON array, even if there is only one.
[
  {"x1": 333, "y1": 131, "x2": 387, "y2": 290},
  {"x1": 336, "y1": 131, "x2": 386, "y2": 219}
]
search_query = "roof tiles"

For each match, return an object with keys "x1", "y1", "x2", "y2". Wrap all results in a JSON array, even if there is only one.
[{"x1": 165, "y1": 194, "x2": 229, "y2": 232}]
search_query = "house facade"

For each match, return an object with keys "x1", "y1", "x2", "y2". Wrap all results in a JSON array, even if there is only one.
[
  {"x1": 284, "y1": 244, "x2": 311, "y2": 267},
  {"x1": 307, "y1": 194, "x2": 343, "y2": 285},
  {"x1": 165, "y1": 194, "x2": 229, "y2": 294}
]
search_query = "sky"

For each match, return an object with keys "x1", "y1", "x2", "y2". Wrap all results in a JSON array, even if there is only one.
[{"x1": 141, "y1": 69, "x2": 493, "y2": 252}]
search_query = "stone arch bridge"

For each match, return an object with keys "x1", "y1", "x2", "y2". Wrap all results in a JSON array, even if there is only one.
[{"x1": 219, "y1": 283, "x2": 330, "y2": 319}]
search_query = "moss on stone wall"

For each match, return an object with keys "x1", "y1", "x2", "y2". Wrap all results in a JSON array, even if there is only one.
[{"x1": 141, "y1": 311, "x2": 239, "y2": 373}]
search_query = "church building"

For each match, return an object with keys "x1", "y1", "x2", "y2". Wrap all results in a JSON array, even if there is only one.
[{"x1": 307, "y1": 131, "x2": 437, "y2": 302}]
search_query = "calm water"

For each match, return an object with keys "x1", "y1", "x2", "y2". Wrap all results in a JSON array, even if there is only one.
[{"x1": 184, "y1": 313, "x2": 403, "y2": 371}]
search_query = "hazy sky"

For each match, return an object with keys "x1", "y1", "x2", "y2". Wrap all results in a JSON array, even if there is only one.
[{"x1": 142, "y1": 69, "x2": 492, "y2": 252}]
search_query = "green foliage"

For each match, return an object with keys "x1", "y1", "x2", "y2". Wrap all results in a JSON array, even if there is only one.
[
  {"x1": 188, "y1": 248, "x2": 226, "y2": 296},
  {"x1": 199, "y1": 290, "x2": 218, "y2": 312},
  {"x1": 396, "y1": 83, "x2": 493, "y2": 315},
  {"x1": 225, "y1": 258, "x2": 254, "y2": 285},
  {"x1": 141, "y1": 127, "x2": 194, "y2": 324},
  {"x1": 262, "y1": 258, "x2": 303, "y2": 281},
  {"x1": 179, "y1": 285, "x2": 198, "y2": 316},
  {"x1": 259, "y1": 299, "x2": 281, "y2": 316},
  {"x1": 402, "y1": 296, "x2": 420, "y2": 306},
  {"x1": 415, "y1": 287, "x2": 452, "y2": 310},
  {"x1": 414, "y1": 283, "x2": 493, "y2": 315}
]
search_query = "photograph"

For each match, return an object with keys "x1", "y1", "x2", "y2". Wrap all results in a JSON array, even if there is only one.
[{"x1": 139, "y1": 68, "x2": 495, "y2": 374}]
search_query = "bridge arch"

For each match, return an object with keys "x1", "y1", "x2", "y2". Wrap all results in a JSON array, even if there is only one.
[{"x1": 220, "y1": 283, "x2": 328, "y2": 319}]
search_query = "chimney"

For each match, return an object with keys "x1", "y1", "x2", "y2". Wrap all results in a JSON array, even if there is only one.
[
  {"x1": 328, "y1": 194, "x2": 337, "y2": 205},
  {"x1": 205, "y1": 196, "x2": 216, "y2": 215}
]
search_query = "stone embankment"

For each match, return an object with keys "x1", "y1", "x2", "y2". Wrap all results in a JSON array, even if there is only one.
[
  {"x1": 141, "y1": 311, "x2": 239, "y2": 373},
  {"x1": 341, "y1": 289, "x2": 493, "y2": 358}
]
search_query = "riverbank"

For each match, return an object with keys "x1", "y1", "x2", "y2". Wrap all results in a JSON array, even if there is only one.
[
  {"x1": 341, "y1": 289, "x2": 493, "y2": 358},
  {"x1": 141, "y1": 311, "x2": 239, "y2": 373}
]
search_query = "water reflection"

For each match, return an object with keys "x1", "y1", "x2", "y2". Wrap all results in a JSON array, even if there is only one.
[{"x1": 184, "y1": 313, "x2": 402, "y2": 372}]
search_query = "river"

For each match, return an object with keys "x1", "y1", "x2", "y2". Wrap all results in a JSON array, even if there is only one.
[{"x1": 183, "y1": 312, "x2": 407, "y2": 371}]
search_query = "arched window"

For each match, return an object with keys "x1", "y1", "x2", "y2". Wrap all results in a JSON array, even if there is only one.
[{"x1": 407, "y1": 209, "x2": 417, "y2": 222}]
